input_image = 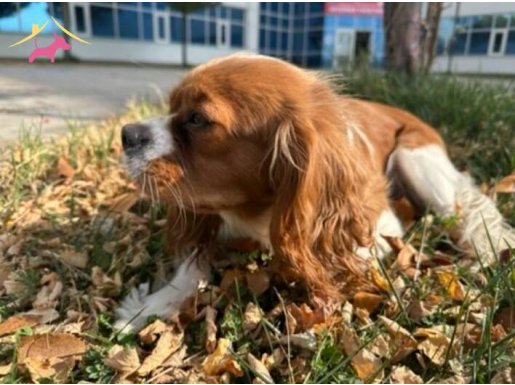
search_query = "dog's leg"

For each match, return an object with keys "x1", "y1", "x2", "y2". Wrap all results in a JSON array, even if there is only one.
[
  {"x1": 388, "y1": 144, "x2": 514, "y2": 265},
  {"x1": 356, "y1": 209, "x2": 404, "y2": 259},
  {"x1": 114, "y1": 249, "x2": 210, "y2": 333}
]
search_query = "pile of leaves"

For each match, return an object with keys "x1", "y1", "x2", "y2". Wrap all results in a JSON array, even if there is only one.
[{"x1": 0, "y1": 99, "x2": 514, "y2": 384}]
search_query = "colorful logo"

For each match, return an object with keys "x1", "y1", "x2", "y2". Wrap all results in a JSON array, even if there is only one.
[{"x1": 9, "y1": 16, "x2": 90, "y2": 64}]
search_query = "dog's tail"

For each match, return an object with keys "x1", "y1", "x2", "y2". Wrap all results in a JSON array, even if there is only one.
[
  {"x1": 391, "y1": 145, "x2": 514, "y2": 266},
  {"x1": 455, "y1": 175, "x2": 515, "y2": 264}
]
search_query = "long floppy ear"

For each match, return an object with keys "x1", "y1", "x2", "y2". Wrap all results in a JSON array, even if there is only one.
[{"x1": 269, "y1": 108, "x2": 386, "y2": 299}]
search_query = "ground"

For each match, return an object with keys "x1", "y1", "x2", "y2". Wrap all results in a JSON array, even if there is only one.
[
  {"x1": 0, "y1": 70, "x2": 513, "y2": 384},
  {"x1": 0, "y1": 62, "x2": 185, "y2": 142}
]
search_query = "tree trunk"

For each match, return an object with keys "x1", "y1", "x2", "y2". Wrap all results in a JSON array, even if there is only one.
[
  {"x1": 61, "y1": 2, "x2": 72, "y2": 60},
  {"x1": 181, "y1": 11, "x2": 187, "y2": 67},
  {"x1": 420, "y1": 3, "x2": 443, "y2": 74},
  {"x1": 384, "y1": 3, "x2": 422, "y2": 75}
]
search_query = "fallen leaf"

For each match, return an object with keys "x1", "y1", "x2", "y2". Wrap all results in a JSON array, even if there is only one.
[
  {"x1": 104, "y1": 345, "x2": 140, "y2": 377},
  {"x1": 18, "y1": 333, "x2": 87, "y2": 364},
  {"x1": 138, "y1": 319, "x2": 169, "y2": 345},
  {"x1": 418, "y1": 333, "x2": 454, "y2": 366},
  {"x1": 280, "y1": 331, "x2": 317, "y2": 351},
  {"x1": 57, "y1": 156, "x2": 75, "y2": 179},
  {"x1": 24, "y1": 356, "x2": 75, "y2": 383},
  {"x1": 109, "y1": 192, "x2": 139, "y2": 213},
  {"x1": 0, "y1": 315, "x2": 40, "y2": 337},
  {"x1": 137, "y1": 327, "x2": 184, "y2": 376},
  {"x1": 390, "y1": 365, "x2": 423, "y2": 384},
  {"x1": 245, "y1": 270, "x2": 270, "y2": 296},
  {"x1": 203, "y1": 338, "x2": 243, "y2": 377},
  {"x1": 351, "y1": 348, "x2": 383, "y2": 382},
  {"x1": 243, "y1": 302, "x2": 263, "y2": 333},
  {"x1": 370, "y1": 267, "x2": 390, "y2": 292},
  {"x1": 58, "y1": 248, "x2": 88, "y2": 269},
  {"x1": 353, "y1": 292, "x2": 383, "y2": 313},
  {"x1": 205, "y1": 305, "x2": 217, "y2": 353},
  {"x1": 491, "y1": 367, "x2": 514, "y2": 384},
  {"x1": 0, "y1": 364, "x2": 11, "y2": 376},
  {"x1": 247, "y1": 353, "x2": 273, "y2": 384},
  {"x1": 377, "y1": 316, "x2": 417, "y2": 363},
  {"x1": 435, "y1": 269, "x2": 465, "y2": 301},
  {"x1": 494, "y1": 173, "x2": 515, "y2": 194}
]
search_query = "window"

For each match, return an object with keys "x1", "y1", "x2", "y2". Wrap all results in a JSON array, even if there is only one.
[
  {"x1": 469, "y1": 31, "x2": 490, "y2": 54},
  {"x1": 472, "y1": 15, "x2": 492, "y2": 29},
  {"x1": 281, "y1": 18, "x2": 289, "y2": 28},
  {"x1": 450, "y1": 32, "x2": 467, "y2": 55},
  {"x1": 307, "y1": 54, "x2": 322, "y2": 67},
  {"x1": 74, "y1": 6, "x2": 86, "y2": 33},
  {"x1": 91, "y1": 5, "x2": 115, "y2": 37},
  {"x1": 293, "y1": 32, "x2": 303, "y2": 51},
  {"x1": 208, "y1": 21, "x2": 216, "y2": 45},
  {"x1": 270, "y1": 3, "x2": 279, "y2": 12},
  {"x1": 231, "y1": 24, "x2": 243, "y2": 47},
  {"x1": 491, "y1": 31, "x2": 504, "y2": 54},
  {"x1": 171, "y1": 16, "x2": 183, "y2": 42},
  {"x1": 281, "y1": 3, "x2": 290, "y2": 14},
  {"x1": 309, "y1": 16, "x2": 324, "y2": 28},
  {"x1": 260, "y1": 15, "x2": 266, "y2": 25},
  {"x1": 270, "y1": 31, "x2": 278, "y2": 50},
  {"x1": 506, "y1": 31, "x2": 515, "y2": 54},
  {"x1": 143, "y1": 13, "x2": 153, "y2": 40},
  {"x1": 494, "y1": 14, "x2": 509, "y2": 28},
  {"x1": 281, "y1": 32, "x2": 288, "y2": 51},
  {"x1": 118, "y1": 8, "x2": 139, "y2": 39},
  {"x1": 309, "y1": 3, "x2": 324, "y2": 14},
  {"x1": 259, "y1": 29, "x2": 266, "y2": 50},
  {"x1": 308, "y1": 30, "x2": 322, "y2": 51},
  {"x1": 294, "y1": 3, "x2": 306, "y2": 15},
  {"x1": 190, "y1": 19, "x2": 205, "y2": 44},
  {"x1": 231, "y1": 8, "x2": 243, "y2": 22},
  {"x1": 270, "y1": 16, "x2": 278, "y2": 27}
]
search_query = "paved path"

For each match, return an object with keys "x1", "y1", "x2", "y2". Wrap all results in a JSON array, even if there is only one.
[{"x1": 0, "y1": 63, "x2": 185, "y2": 142}]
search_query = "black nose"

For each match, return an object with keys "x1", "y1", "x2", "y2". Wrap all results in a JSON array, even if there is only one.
[{"x1": 121, "y1": 123, "x2": 152, "y2": 152}]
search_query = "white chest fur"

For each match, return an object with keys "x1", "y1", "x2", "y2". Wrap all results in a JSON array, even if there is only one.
[{"x1": 218, "y1": 208, "x2": 272, "y2": 249}]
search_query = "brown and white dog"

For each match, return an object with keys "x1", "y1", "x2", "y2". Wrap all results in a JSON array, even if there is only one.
[{"x1": 115, "y1": 54, "x2": 514, "y2": 331}]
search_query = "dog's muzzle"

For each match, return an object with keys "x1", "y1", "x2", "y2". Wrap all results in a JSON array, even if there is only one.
[{"x1": 121, "y1": 123, "x2": 153, "y2": 154}]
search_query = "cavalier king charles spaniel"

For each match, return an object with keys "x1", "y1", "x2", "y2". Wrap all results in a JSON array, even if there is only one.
[{"x1": 115, "y1": 54, "x2": 514, "y2": 331}]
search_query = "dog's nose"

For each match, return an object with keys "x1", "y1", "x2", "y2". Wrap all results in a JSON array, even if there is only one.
[{"x1": 121, "y1": 123, "x2": 152, "y2": 152}]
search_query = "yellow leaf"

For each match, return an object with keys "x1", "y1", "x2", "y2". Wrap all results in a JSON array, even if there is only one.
[
  {"x1": 390, "y1": 365, "x2": 423, "y2": 384},
  {"x1": 0, "y1": 315, "x2": 40, "y2": 337},
  {"x1": 377, "y1": 316, "x2": 417, "y2": 363},
  {"x1": 495, "y1": 174, "x2": 515, "y2": 194},
  {"x1": 203, "y1": 338, "x2": 243, "y2": 377},
  {"x1": 435, "y1": 269, "x2": 465, "y2": 301},
  {"x1": 24, "y1": 356, "x2": 74, "y2": 383},
  {"x1": 205, "y1": 305, "x2": 217, "y2": 353},
  {"x1": 351, "y1": 348, "x2": 383, "y2": 382},
  {"x1": 137, "y1": 328, "x2": 184, "y2": 376},
  {"x1": 243, "y1": 302, "x2": 263, "y2": 334},
  {"x1": 353, "y1": 292, "x2": 384, "y2": 314},
  {"x1": 18, "y1": 333, "x2": 87, "y2": 365}
]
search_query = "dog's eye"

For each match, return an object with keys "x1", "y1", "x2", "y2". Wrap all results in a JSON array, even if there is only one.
[{"x1": 186, "y1": 112, "x2": 206, "y2": 128}]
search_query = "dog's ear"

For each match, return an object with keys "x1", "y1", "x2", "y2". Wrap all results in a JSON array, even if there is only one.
[{"x1": 269, "y1": 105, "x2": 383, "y2": 298}]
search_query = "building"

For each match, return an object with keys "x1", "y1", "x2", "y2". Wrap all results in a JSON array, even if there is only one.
[
  {"x1": 1, "y1": 2, "x2": 515, "y2": 75},
  {"x1": 433, "y1": 3, "x2": 515, "y2": 74}
]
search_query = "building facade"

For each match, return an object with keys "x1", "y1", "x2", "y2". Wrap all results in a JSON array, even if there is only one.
[{"x1": 1, "y1": 2, "x2": 515, "y2": 74}]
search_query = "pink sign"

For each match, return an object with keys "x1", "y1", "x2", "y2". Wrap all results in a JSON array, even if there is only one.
[{"x1": 324, "y1": 2, "x2": 384, "y2": 16}]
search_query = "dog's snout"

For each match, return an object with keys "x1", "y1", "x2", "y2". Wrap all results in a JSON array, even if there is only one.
[{"x1": 121, "y1": 123, "x2": 152, "y2": 152}]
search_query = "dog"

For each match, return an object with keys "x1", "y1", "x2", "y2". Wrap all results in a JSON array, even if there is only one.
[
  {"x1": 28, "y1": 33, "x2": 71, "y2": 64},
  {"x1": 115, "y1": 54, "x2": 514, "y2": 332}
]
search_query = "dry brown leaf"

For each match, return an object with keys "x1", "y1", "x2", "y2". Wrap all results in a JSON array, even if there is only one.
[
  {"x1": 286, "y1": 303, "x2": 326, "y2": 332},
  {"x1": 205, "y1": 305, "x2": 217, "y2": 353},
  {"x1": 494, "y1": 173, "x2": 515, "y2": 194},
  {"x1": 418, "y1": 333, "x2": 454, "y2": 366},
  {"x1": 370, "y1": 267, "x2": 390, "y2": 292},
  {"x1": 368, "y1": 333, "x2": 390, "y2": 358},
  {"x1": 351, "y1": 348, "x2": 383, "y2": 382},
  {"x1": 390, "y1": 365, "x2": 423, "y2": 384},
  {"x1": 0, "y1": 364, "x2": 11, "y2": 376},
  {"x1": 377, "y1": 316, "x2": 417, "y2": 363},
  {"x1": 58, "y1": 248, "x2": 88, "y2": 269},
  {"x1": 138, "y1": 319, "x2": 169, "y2": 345},
  {"x1": 91, "y1": 266, "x2": 122, "y2": 297},
  {"x1": 353, "y1": 292, "x2": 383, "y2": 313},
  {"x1": 32, "y1": 272, "x2": 63, "y2": 310},
  {"x1": 495, "y1": 307, "x2": 515, "y2": 331},
  {"x1": 491, "y1": 367, "x2": 514, "y2": 384},
  {"x1": 24, "y1": 356, "x2": 75, "y2": 383},
  {"x1": 407, "y1": 294, "x2": 443, "y2": 322},
  {"x1": 243, "y1": 302, "x2": 263, "y2": 333},
  {"x1": 104, "y1": 345, "x2": 140, "y2": 377},
  {"x1": 57, "y1": 156, "x2": 75, "y2": 179},
  {"x1": 202, "y1": 338, "x2": 243, "y2": 377},
  {"x1": 0, "y1": 315, "x2": 40, "y2": 337},
  {"x1": 245, "y1": 270, "x2": 270, "y2": 296},
  {"x1": 109, "y1": 192, "x2": 139, "y2": 213},
  {"x1": 247, "y1": 353, "x2": 273, "y2": 384},
  {"x1": 435, "y1": 269, "x2": 465, "y2": 301},
  {"x1": 18, "y1": 333, "x2": 87, "y2": 364},
  {"x1": 137, "y1": 327, "x2": 184, "y2": 376},
  {"x1": 339, "y1": 323, "x2": 361, "y2": 356}
]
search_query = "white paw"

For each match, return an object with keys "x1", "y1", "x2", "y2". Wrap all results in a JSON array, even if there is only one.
[{"x1": 113, "y1": 282, "x2": 174, "y2": 333}]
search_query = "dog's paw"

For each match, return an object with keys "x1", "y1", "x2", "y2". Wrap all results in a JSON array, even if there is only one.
[{"x1": 113, "y1": 282, "x2": 172, "y2": 333}]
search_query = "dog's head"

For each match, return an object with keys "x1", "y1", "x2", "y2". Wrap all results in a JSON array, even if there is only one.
[{"x1": 122, "y1": 54, "x2": 383, "y2": 297}]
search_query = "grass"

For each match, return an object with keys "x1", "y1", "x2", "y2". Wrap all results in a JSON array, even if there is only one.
[{"x1": 0, "y1": 73, "x2": 513, "y2": 384}]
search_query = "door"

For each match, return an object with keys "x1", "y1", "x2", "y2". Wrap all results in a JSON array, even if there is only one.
[
  {"x1": 153, "y1": 11, "x2": 169, "y2": 44},
  {"x1": 489, "y1": 29, "x2": 507, "y2": 56},
  {"x1": 217, "y1": 20, "x2": 230, "y2": 48},
  {"x1": 70, "y1": 3, "x2": 91, "y2": 37},
  {"x1": 354, "y1": 31, "x2": 371, "y2": 66},
  {"x1": 333, "y1": 29, "x2": 355, "y2": 69}
]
